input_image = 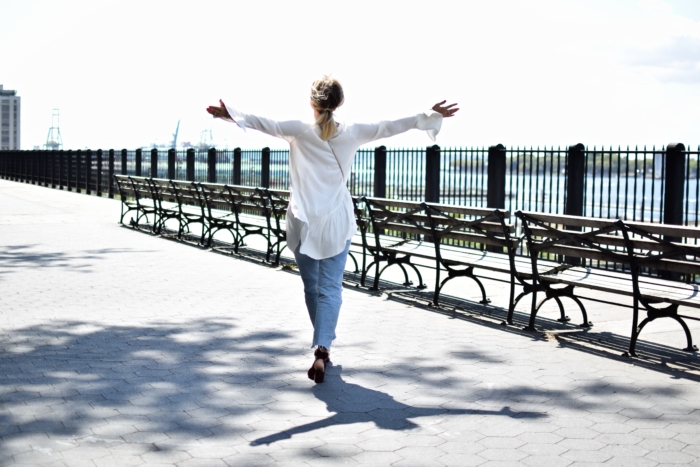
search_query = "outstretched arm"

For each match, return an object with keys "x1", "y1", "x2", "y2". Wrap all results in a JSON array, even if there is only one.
[
  {"x1": 354, "y1": 100, "x2": 459, "y2": 144},
  {"x1": 206, "y1": 99, "x2": 305, "y2": 141}
]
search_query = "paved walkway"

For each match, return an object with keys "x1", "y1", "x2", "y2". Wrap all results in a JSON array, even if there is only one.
[{"x1": 0, "y1": 179, "x2": 699, "y2": 467}]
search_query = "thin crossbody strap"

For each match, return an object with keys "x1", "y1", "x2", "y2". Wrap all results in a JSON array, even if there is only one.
[{"x1": 327, "y1": 141, "x2": 345, "y2": 181}]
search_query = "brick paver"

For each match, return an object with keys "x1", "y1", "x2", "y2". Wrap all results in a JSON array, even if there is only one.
[{"x1": 0, "y1": 179, "x2": 699, "y2": 466}]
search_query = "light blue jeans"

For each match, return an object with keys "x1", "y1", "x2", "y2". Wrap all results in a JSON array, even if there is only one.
[{"x1": 293, "y1": 240, "x2": 351, "y2": 350}]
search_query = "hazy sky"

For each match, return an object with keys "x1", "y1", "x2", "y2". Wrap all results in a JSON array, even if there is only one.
[{"x1": 2, "y1": 0, "x2": 700, "y2": 150}]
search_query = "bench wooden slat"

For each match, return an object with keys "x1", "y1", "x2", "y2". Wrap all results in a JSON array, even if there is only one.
[
  {"x1": 535, "y1": 243, "x2": 700, "y2": 275},
  {"x1": 366, "y1": 197, "x2": 508, "y2": 218},
  {"x1": 527, "y1": 225, "x2": 700, "y2": 253},
  {"x1": 377, "y1": 221, "x2": 517, "y2": 249},
  {"x1": 625, "y1": 220, "x2": 700, "y2": 239},
  {"x1": 521, "y1": 211, "x2": 700, "y2": 239},
  {"x1": 382, "y1": 240, "x2": 555, "y2": 277},
  {"x1": 544, "y1": 267, "x2": 700, "y2": 308},
  {"x1": 367, "y1": 208, "x2": 514, "y2": 234},
  {"x1": 519, "y1": 211, "x2": 623, "y2": 229}
]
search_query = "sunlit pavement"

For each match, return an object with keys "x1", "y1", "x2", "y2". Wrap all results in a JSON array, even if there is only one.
[{"x1": 1, "y1": 178, "x2": 699, "y2": 467}]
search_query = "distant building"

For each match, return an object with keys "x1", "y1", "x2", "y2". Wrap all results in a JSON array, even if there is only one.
[{"x1": 0, "y1": 85, "x2": 21, "y2": 150}]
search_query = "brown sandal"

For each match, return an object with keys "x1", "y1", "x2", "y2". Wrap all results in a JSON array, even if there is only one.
[{"x1": 307, "y1": 347, "x2": 330, "y2": 383}]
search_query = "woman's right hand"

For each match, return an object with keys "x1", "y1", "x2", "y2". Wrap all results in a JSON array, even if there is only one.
[
  {"x1": 432, "y1": 100, "x2": 459, "y2": 118},
  {"x1": 206, "y1": 99, "x2": 231, "y2": 119}
]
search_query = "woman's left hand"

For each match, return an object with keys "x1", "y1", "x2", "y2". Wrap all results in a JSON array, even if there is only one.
[
  {"x1": 206, "y1": 99, "x2": 231, "y2": 119},
  {"x1": 432, "y1": 100, "x2": 459, "y2": 118}
]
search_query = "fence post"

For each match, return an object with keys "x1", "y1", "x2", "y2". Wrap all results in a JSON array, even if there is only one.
[
  {"x1": 35, "y1": 151, "x2": 40, "y2": 184},
  {"x1": 67, "y1": 150, "x2": 74, "y2": 191},
  {"x1": 85, "y1": 149, "x2": 93, "y2": 194},
  {"x1": 487, "y1": 144, "x2": 506, "y2": 209},
  {"x1": 77, "y1": 149, "x2": 84, "y2": 192},
  {"x1": 233, "y1": 148, "x2": 241, "y2": 185},
  {"x1": 25, "y1": 151, "x2": 30, "y2": 182},
  {"x1": 46, "y1": 151, "x2": 51, "y2": 187},
  {"x1": 664, "y1": 143, "x2": 686, "y2": 228},
  {"x1": 41, "y1": 151, "x2": 47, "y2": 186},
  {"x1": 150, "y1": 148, "x2": 158, "y2": 178},
  {"x1": 50, "y1": 150, "x2": 56, "y2": 188},
  {"x1": 167, "y1": 149, "x2": 176, "y2": 179},
  {"x1": 261, "y1": 147, "x2": 270, "y2": 188},
  {"x1": 208, "y1": 148, "x2": 217, "y2": 183},
  {"x1": 186, "y1": 148, "x2": 195, "y2": 181},
  {"x1": 58, "y1": 150, "x2": 64, "y2": 189},
  {"x1": 662, "y1": 143, "x2": 687, "y2": 279},
  {"x1": 425, "y1": 145, "x2": 441, "y2": 203},
  {"x1": 23, "y1": 151, "x2": 28, "y2": 183},
  {"x1": 108, "y1": 149, "x2": 115, "y2": 198},
  {"x1": 40, "y1": 151, "x2": 45, "y2": 186},
  {"x1": 25, "y1": 151, "x2": 30, "y2": 183},
  {"x1": 96, "y1": 149, "x2": 103, "y2": 196},
  {"x1": 120, "y1": 149, "x2": 127, "y2": 175},
  {"x1": 374, "y1": 145, "x2": 387, "y2": 198},
  {"x1": 135, "y1": 149, "x2": 142, "y2": 177},
  {"x1": 564, "y1": 143, "x2": 586, "y2": 265},
  {"x1": 565, "y1": 143, "x2": 585, "y2": 218}
]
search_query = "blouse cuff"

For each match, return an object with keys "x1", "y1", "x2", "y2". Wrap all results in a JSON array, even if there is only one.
[
  {"x1": 417, "y1": 112, "x2": 443, "y2": 142},
  {"x1": 222, "y1": 101, "x2": 247, "y2": 133}
]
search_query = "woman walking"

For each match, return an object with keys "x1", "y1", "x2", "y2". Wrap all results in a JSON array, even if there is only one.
[{"x1": 207, "y1": 76, "x2": 458, "y2": 383}]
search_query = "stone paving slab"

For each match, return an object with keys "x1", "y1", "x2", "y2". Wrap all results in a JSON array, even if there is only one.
[{"x1": 0, "y1": 179, "x2": 699, "y2": 466}]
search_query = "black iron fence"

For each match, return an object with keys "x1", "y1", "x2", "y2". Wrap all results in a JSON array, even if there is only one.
[{"x1": 1, "y1": 144, "x2": 697, "y2": 229}]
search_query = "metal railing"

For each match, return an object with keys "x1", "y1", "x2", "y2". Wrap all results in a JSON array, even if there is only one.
[{"x1": 2, "y1": 144, "x2": 697, "y2": 227}]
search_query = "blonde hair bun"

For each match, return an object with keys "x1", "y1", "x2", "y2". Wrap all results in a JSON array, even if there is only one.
[{"x1": 311, "y1": 76, "x2": 344, "y2": 141}]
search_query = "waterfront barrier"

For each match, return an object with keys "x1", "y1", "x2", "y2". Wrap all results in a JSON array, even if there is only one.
[{"x1": 0, "y1": 143, "x2": 698, "y2": 229}]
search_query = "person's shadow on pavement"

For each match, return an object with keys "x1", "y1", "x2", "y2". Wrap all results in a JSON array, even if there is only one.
[{"x1": 250, "y1": 365, "x2": 546, "y2": 445}]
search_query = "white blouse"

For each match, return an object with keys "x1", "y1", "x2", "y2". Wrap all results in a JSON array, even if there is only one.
[{"x1": 223, "y1": 103, "x2": 444, "y2": 260}]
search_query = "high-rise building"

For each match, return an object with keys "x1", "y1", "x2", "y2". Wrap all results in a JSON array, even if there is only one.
[{"x1": 0, "y1": 85, "x2": 21, "y2": 150}]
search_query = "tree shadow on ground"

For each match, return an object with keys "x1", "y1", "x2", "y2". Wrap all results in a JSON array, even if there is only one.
[
  {"x1": 0, "y1": 318, "x2": 692, "y2": 464},
  {"x1": 0, "y1": 244, "x2": 151, "y2": 277}
]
